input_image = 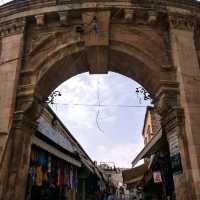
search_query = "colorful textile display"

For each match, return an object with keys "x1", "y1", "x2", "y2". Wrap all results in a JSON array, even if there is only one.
[
  {"x1": 36, "y1": 166, "x2": 43, "y2": 186},
  {"x1": 27, "y1": 145, "x2": 78, "y2": 200}
]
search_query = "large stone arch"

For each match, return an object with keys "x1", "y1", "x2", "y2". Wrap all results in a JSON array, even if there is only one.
[
  {"x1": 22, "y1": 18, "x2": 168, "y2": 99},
  {"x1": 35, "y1": 44, "x2": 162, "y2": 99},
  {"x1": 0, "y1": 1, "x2": 200, "y2": 200}
]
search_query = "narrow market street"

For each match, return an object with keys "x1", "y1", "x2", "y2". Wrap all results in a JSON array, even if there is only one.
[
  {"x1": 24, "y1": 72, "x2": 175, "y2": 200},
  {"x1": 25, "y1": 73, "x2": 150, "y2": 200}
]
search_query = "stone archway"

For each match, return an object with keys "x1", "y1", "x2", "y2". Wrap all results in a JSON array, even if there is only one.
[{"x1": 0, "y1": 1, "x2": 200, "y2": 200}]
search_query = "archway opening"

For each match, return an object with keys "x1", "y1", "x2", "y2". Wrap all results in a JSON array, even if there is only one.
[
  {"x1": 49, "y1": 71, "x2": 152, "y2": 168},
  {"x1": 27, "y1": 36, "x2": 175, "y2": 199},
  {"x1": 27, "y1": 68, "x2": 175, "y2": 200}
]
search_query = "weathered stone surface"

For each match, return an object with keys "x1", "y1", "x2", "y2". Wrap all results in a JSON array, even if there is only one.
[
  {"x1": 0, "y1": 33, "x2": 24, "y2": 164},
  {"x1": 82, "y1": 11, "x2": 110, "y2": 74},
  {"x1": 0, "y1": 1, "x2": 200, "y2": 200},
  {"x1": 170, "y1": 24, "x2": 200, "y2": 199}
]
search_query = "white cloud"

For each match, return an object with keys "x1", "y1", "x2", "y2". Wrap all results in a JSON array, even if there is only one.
[{"x1": 51, "y1": 72, "x2": 150, "y2": 168}]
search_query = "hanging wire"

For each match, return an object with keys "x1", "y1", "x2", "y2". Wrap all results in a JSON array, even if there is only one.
[
  {"x1": 96, "y1": 78, "x2": 104, "y2": 133},
  {"x1": 50, "y1": 81, "x2": 150, "y2": 134},
  {"x1": 52, "y1": 102, "x2": 149, "y2": 108}
]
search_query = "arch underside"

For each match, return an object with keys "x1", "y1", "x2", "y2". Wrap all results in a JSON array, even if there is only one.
[
  {"x1": 35, "y1": 47, "x2": 161, "y2": 100},
  {"x1": 30, "y1": 25, "x2": 166, "y2": 100}
]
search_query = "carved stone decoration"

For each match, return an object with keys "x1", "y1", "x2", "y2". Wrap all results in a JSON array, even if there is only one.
[
  {"x1": 29, "y1": 32, "x2": 57, "y2": 56},
  {"x1": 0, "y1": 18, "x2": 26, "y2": 38},
  {"x1": 82, "y1": 11, "x2": 111, "y2": 74},
  {"x1": 15, "y1": 94, "x2": 45, "y2": 125},
  {"x1": 155, "y1": 81, "x2": 180, "y2": 117},
  {"x1": 124, "y1": 9, "x2": 134, "y2": 22},
  {"x1": 161, "y1": 28, "x2": 174, "y2": 70},
  {"x1": 35, "y1": 14, "x2": 45, "y2": 26},
  {"x1": 148, "y1": 11, "x2": 157, "y2": 25},
  {"x1": 169, "y1": 13, "x2": 195, "y2": 31},
  {"x1": 58, "y1": 11, "x2": 68, "y2": 26}
]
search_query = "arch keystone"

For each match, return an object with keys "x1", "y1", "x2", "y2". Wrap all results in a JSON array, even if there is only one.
[
  {"x1": 81, "y1": 11, "x2": 111, "y2": 74},
  {"x1": 58, "y1": 11, "x2": 68, "y2": 26},
  {"x1": 34, "y1": 14, "x2": 45, "y2": 26}
]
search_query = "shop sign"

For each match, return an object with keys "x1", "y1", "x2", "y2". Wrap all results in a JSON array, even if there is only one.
[
  {"x1": 153, "y1": 171, "x2": 162, "y2": 183},
  {"x1": 170, "y1": 153, "x2": 183, "y2": 176},
  {"x1": 37, "y1": 118, "x2": 74, "y2": 153}
]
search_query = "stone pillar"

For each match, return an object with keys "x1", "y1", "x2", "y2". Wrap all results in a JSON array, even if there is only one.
[
  {"x1": 3, "y1": 112, "x2": 36, "y2": 200},
  {"x1": 168, "y1": 12, "x2": 200, "y2": 199},
  {"x1": 0, "y1": 96, "x2": 43, "y2": 200},
  {"x1": 0, "y1": 18, "x2": 26, "y2": 198},
  {"x1": 156, "y1": 82, "x2": 191, "y2": 200},
  {"x1": 194, "y1": 24, "x2": 200, "y2": 68},
  {"x1": 0, "y1": 19, "x2": 26, "y2": 160},
  {"x1": 162, "y1": 107, "x2": 189, "y2": 200}
]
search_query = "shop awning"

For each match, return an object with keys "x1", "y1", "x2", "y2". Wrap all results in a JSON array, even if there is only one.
[
  {"x1": 79, "y1": 154, "x2": 95, "y2": 173},
  {"x1": 122, "y1": 164, "x2": 148, "y2": 185},
  {"x1": 32, "y1": 136, "x2": 82, "y2": 167},
  {"x1": 78, "y1": 155, "x2": 102, "y2": 179},
  {"x1": 125, "y1": 176, "x2": 143, "y2": 184},
  {"x1": 132, "y1": 130, "x2": 163, "y2": 167}
]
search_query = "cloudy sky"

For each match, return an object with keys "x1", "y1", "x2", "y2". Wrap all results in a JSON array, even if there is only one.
[{"x1": 51, "y1": 72, "x2": 151, "y2": 168}]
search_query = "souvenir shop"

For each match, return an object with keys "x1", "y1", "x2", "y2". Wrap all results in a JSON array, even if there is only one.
[{"x1": 26, "y1": 144, "x2": 79, "y2": 200}]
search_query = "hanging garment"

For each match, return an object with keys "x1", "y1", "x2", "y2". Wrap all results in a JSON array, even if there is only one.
[
  {"x1": 43, "y1": 168, "x2": 48, "y2": 183},
  {"x1": 38, "y1": 151, "x2": 47, "y2": 166},
  {"x1": 56, "y1": 160, "x2": 61, "y2": 186},
  {"x1": 48, "y1": 156, "x2": 52, "y2": 173},
  {"x1": 74, "y1": 168, "x2": 78, "y2": 191},
  {"x1": 60, "y1": 161, "x2": 65, "y2": 187},
  {"x1": 29, "y1": 166, "x2": 36, "y2": 184},
  {"x1": 30, "y1": 149, "x2": 36, "y2": 164},
  {"x1": 35, "y1": 149, "x2": 39, "y2": 164},
  {"x1": 36, "y1": 166, "x2": 43, "y2": 186},
  {"x1": 69, "y1": 167, "x2": 73, "y2": 189},
  {"x1": 64, "y1": 166, "x2": 70, "y2": 187},
  {"x1": 51, "y1": 157, "x2": 57, "y2": 186}
]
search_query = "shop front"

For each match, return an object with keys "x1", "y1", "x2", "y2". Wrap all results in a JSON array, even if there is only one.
[
  {"x1": 25, "y1": 106, "x2": 107, "y2": 200},
  {"x1": 26, "y1": 145, "x2": 79, "y2": 200},
  {"x1": 131, "y1": 132, "x2": 175, "y2": 200}
]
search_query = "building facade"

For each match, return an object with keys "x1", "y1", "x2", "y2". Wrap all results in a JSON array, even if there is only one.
[{"x1": 129, "y1": 107, "x2": 175, "y2": 200}]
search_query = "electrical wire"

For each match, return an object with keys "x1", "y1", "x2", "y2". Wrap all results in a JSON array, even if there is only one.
[
  {"x1": 95, "y1": 78, "x2": 104, "y2": 133},
  {"x1": 52, "y1": 103, "x2": 149, "y2": 108},
  {"x1": 52, "y1": 78, "x2": 150, "y2": 134}
]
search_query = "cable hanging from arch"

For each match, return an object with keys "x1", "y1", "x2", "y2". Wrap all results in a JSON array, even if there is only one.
[
  {"x1": 95, "y1": 78, "x2": 104, "y2": 133},
  {"x1": 52, "y1": 102, "x2": 149, "y2": 108}
]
